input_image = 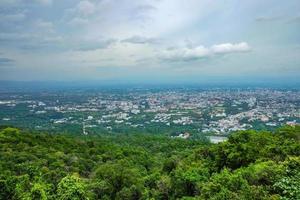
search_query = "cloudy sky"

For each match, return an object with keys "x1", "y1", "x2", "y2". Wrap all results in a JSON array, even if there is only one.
[{"x1": 0, "y1": 0, "x2": 299, "y2": 83}]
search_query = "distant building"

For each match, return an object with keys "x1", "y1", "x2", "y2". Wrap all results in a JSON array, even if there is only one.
[{"x1": 172, "y1": 132, "x2": 190, "y2": 139}]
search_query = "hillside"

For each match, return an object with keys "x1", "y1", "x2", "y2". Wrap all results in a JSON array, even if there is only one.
[{"x1": 0, "y1": 126, "x2": 299, "y2": 200}]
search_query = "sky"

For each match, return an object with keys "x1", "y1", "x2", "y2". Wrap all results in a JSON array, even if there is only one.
[{"x1": 0, "y1": 0, "x2": 299, "y2": 83}]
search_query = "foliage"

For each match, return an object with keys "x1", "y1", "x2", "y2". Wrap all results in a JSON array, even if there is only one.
[{"x1": 0, "y1": 126, "x2": 299, "y2": 199}]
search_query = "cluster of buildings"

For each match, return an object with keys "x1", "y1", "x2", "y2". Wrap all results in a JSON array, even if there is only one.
[{"x1": 0, "y1": 89, "x2": 299, "y2": 135}]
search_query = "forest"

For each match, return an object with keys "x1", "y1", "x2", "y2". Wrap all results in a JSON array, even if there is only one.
[{"x1": 0, "y1": 125, "x2": 299, "y2": 200}]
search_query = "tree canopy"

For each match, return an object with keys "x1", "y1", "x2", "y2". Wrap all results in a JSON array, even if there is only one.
[{"x1": 0, "y1": 126, "x2": 299, "y2": 199}]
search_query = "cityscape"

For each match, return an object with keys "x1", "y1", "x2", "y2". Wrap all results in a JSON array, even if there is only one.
[
  {"x1": 0, "y1": 0, "x2": 300, "y2": 198},
  {"x1": 1, "y1": 87, "x2": 299, "y2": 140}
]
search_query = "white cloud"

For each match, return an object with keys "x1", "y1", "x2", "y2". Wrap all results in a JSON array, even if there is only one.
[
  {"x1": 61, "y1": 41, "x2": 251, "y2": 67},
  {"x1": 67, "y1": 41, "x2": 158, "y2": 67},
  {"x1": 60, "y1": 0, "x2": 221, "y2": 40},
  {"x1": 77, "y1": 1, "x2": 95, "y2": 16},
  {"x1": 160, "y1": 46, "x2": 210, "y2": 61},
  {"x1": 211, "y1": 42, "x2": 251, "y2": 54},
  {"x1": 160, "y1": 42, "x2": 251, "y2": 61}
]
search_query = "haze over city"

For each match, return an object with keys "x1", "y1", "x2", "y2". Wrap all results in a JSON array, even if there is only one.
[{"x1": 0, "y1": 0, "x2": 299, "y2": 84}]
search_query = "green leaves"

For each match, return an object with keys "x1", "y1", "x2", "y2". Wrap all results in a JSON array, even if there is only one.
[
  {"x1": 92, "y1": 160, "x2": 145, "y2": 199},
  {"x1": 273, "y1": 157, "x2": 300, "y2": 200},
  {"x1": 57, "y1": 174, "x2": 88, "y2": 200},
  {"x1": 0, "y1": 126, "x2": 299, "y2": 199},
  {"x1": 29, "y1": 182, "x2": 50, "y2": 200},
  {"x1": 171, "y1": 162, "x2": 209, "y2": 197}
]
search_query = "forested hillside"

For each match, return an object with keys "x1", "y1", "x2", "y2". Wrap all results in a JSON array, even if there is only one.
[{"x1": 0, "y1": 126, "x2": 299, "y2": 200}]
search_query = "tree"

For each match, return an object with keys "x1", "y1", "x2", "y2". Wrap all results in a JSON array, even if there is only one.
[
  {"x1": 57, "y1": 174, "x2": 88, "y2": 200},
  {"x1": 274, "y1": 157, "x2": 300, "y2": 200},
  {"x1": 29, "y1": 182, "x2": 49, "y2": 200}
]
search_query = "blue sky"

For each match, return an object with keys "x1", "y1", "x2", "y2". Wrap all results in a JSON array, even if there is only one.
[{"x1": 0, "y1": 0, "x2": 299, "y2": 83}]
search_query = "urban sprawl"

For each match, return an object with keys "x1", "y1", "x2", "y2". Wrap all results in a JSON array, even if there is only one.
[{"x1": 0, "y1": 88, "x2": 299, "y2": 140}]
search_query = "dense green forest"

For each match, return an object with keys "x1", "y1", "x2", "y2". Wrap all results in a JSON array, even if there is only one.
[{"x1": 0, "y1": 126, "x2": 299, "y2": 200}]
